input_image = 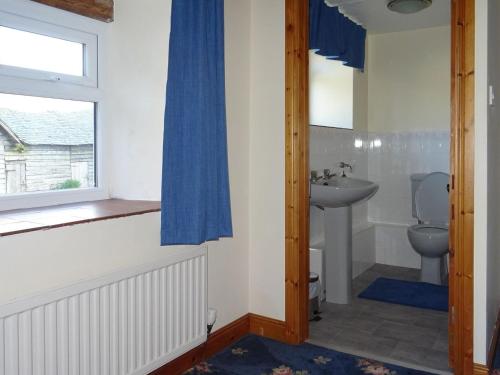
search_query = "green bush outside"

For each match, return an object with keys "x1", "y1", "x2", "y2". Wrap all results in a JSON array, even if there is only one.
[{"x1": 56, "y1": 179, "x2": 81, "y2": 190}]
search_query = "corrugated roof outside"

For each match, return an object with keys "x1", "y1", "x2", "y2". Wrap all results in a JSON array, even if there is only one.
[{"x1": 0, "y1": 108, "x2": 94, "y2": 146}]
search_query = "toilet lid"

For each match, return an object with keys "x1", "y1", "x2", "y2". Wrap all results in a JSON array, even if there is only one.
[{"x1": 415, "y1": 172, "x2": 449, "y2": 224}]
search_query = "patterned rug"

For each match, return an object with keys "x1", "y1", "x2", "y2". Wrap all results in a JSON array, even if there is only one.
[{"x1": 185, "y1": 335, "x2": 436, "y2": 374}]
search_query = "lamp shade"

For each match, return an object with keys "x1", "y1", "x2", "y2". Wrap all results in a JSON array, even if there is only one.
[{"x1": 387, "y1": 0, "x2": 432, "y2": 14}]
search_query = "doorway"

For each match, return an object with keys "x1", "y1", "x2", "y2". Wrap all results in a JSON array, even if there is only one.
[{"x1": 283, "y1": 0, "x2": 475, "y2": 374}]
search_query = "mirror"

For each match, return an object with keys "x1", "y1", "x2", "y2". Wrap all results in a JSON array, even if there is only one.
[{"x1": 309, "y1": 51, "x2": 354, "y2": 129}]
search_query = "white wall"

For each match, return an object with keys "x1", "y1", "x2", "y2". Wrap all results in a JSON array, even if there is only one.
[
  {"x1": 474, "y1": 0, "x2": 489, "y2": 364},
  {"x1": 104, "y1": 0, "x2": 252, "y2": 331},
  {"x1": 486, "y1": 0, "x2": 500, "y2": 365},
  {"x1": 0, "y1": 0, "x2": 251, "y2": 333},
  {"x1": 0, "y1": 213, "x2": 175, "y2": 304},
  {"x1": 367, "y1": 26, "x2": 450, "y2": 132},
  {"x1": 104, "y1": 0, "x2": 170, "y2": 201},
  {"x1": 211, "y1": 0, "x2": 251, "y2": 329},
  {"x1": 475, "y1": 0, "x2": 500, "y2": 365},
  {"x1": 248, "y1": 0, "x2": 286, "y2": 321}
]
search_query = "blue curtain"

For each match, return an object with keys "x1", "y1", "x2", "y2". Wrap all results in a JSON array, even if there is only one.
[
  {"x1": 161, "y1": 0, "x2": 233, "y2": 246},
  {"x1": 309, "y1": 0, "x2": 366, "y2": 70}
]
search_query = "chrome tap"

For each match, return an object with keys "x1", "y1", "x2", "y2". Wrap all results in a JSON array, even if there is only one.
[
  {"x1": 323, "y1": 169, "x2": 336, "y2": 180},
  {"x1": 310, "y1": 170, "x2": 321, "y2": 182},
  {"x1": 338, "y1": 162, "x2": 353, "y2": 177}
]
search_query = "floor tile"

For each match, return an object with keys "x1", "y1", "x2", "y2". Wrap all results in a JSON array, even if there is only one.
[
  {"x1": 413, "y1": 313, "x2": 449, "y2": 332},
  {"x1": 326, "y1": 327, "x2": 399, "y2": 358},
  {"x1": 372, "y1": 321, "x2": 439, "y2": 348},
  {"x1": 309, "y1": 263, "x2": 449, "y2": 373},
  {"x1": 390, "y1": 341, "x2": 451, "y2": 371},
  {"x1": 432, "y1": 330, "x2": 449, "y2": 352}
]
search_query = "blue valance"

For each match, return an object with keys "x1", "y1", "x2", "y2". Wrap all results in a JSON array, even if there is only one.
[
  {"x1": 309, "y1": 0, "x2": 366, "y2": 70},
  {"x1": 161, "y1": 0, "x2": 233, "y2": 245}
]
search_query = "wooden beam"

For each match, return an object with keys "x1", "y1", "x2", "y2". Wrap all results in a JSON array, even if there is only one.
[
  {"x1": 449, "y1": 0, "x2": 475, "y2": 373},
  {"x1": 31, "y1": 0, "x2": 113, "y2": 22},
  {"x1": 284, "y1": 0, "x2": 310, "y2": 344}
]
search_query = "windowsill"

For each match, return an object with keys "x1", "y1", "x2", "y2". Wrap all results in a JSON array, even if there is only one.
[{"x1": 0, "y1": 199, "x2": 161, "y2": 237}]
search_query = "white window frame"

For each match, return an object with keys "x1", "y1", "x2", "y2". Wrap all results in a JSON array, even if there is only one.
[
  {"x1": 0, "y1": 12, "x2": 98, "y2": 87},
  {"x1": 0, "y1": 0, "x2": 108, "y2": 211}
]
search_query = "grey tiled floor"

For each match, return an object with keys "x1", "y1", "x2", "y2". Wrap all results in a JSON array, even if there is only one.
[{"x1": 309, "y1": 264, "x2": 451, "y2": 373}]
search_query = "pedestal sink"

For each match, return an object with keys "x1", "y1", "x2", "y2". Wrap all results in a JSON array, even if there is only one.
[{"x1": 310, "y1": 176, "x2": 379, "y2": 304}]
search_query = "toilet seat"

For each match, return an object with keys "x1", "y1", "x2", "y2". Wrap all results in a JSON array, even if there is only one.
[
  {"x1": 415, "y1": 172, "x2": 449, "y2": 225},
  {"x1": 408, "y1": 224, "x2": 448, "y2": 236}
]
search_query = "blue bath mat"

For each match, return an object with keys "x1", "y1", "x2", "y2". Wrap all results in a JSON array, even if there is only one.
[
  {"x1": 358, "y1": 277, "x2": 449, "y2": 312},
  {"x1": 186, "y1": 334, "x2": 436, "y2": 374}
]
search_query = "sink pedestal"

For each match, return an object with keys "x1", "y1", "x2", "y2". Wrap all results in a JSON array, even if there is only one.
[
  {"x1": 310, "y1": 176, "x2": 379, "y2": 304},
  {"x1": 324, "y1": 206, "x2": 352, "y2": 304}
]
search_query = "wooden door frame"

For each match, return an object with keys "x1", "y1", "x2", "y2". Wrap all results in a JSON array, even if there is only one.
[
  {"x1": 449, "y1": 0, "x2": 475, "y2": 373},
  {"x1": 284, "y1": 0, "x2": 475, "y2": 373},
  {"x1": 284, "y1": 0, "x2": 310, "y2": 345}
]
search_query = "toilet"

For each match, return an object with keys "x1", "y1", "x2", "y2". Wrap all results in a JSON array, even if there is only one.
[{"x1": 407, "y1": 172, "x2": 449, "y2": 285}]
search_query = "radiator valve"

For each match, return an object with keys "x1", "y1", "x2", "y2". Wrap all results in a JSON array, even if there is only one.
[{"x1": 207, "y1": 308, "x2": 217, "y2": 335}]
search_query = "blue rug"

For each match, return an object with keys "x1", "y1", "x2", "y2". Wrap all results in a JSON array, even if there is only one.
[
  {"x1": 495, "y1": 343, "x2": 500, "y2": 372},
  {"x1": 185, "y1": 334, "x2": 436, "y2": 374},
  {"x1": 493, "y1": 335, "x2": 500, "y2": 374},
  {"x1": 358, "y1": 277, "x2": 449, "y2": 312}
]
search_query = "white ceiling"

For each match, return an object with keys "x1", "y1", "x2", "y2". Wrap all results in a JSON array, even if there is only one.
[{"x1": 325, "y1": 0, "x2": 451, "y2": 34}]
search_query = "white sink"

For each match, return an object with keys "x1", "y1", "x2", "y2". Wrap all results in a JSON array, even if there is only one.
[
  {"x1": 310, "y1": 176, "x2": 379, "y2": 304},
  {"x1": 311, "y1": 176, "x2": 379, "y2": 208}
]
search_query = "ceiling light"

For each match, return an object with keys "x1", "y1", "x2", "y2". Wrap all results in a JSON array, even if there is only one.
[{"x1": 387, "y1": 0, "x2": 432, "y2": 14}]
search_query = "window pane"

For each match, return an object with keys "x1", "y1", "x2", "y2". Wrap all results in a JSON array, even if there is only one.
[
  {"x1": 0, "y1": 93, "x2": 95, "y2": 194},
  {"x1": 0, "y1": 26, "x2": 84, "y2": 76}
]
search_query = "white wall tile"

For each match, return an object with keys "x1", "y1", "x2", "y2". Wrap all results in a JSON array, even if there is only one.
[
  {"x1": 353, "y1": 225, "x2": 376, "y2": 278},
  {"x1": 310, "y1": 127, "x2": 450, "y2": 269}
]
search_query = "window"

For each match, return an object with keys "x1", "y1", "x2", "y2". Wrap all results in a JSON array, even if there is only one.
[
  {"x1": 0, "y1": 2, "x2": 105, "y2": 211},
  {"x1": 0, "y1": 93, "x2": 95, "y2": 194},
  {"x1": 0, "y1": 10, "x2": 97, "y2": 86},
  {"x1": 0, "y1": 26, "x2": 84, "y2": 76},
  {"x1": 309, "y1": 51, "x2": 354, "y2": 129}
]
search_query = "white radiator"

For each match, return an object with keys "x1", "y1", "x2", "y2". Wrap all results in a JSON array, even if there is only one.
[{"x1": 0, "y1": 246, "x2": 207, "y2": 375}]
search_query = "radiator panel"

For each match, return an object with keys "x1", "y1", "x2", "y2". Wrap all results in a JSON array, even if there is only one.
[{"x1": 0, "y1": 246, "x2": 207, "y2": 375}]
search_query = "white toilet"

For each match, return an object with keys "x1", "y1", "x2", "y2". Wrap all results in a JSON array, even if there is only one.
[{"x1": 407, "y1": 172, "x2": 450, "y2": 285}]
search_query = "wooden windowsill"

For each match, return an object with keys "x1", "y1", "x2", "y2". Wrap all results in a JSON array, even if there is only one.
[{"x1": 0, "y1": 199, "x2": 161, "y2": 237}]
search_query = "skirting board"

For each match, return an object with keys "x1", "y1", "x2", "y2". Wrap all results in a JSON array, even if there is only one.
[
  {"x1": 150, "y1": 314, "x2": 250, "y2": 375},
  {"x1": 473, "y1": 363, "x2": 489, "y2": 375},
  {"x1": 248, "y1": 313, "x2": 287, "y2": 343},
  {"x1": 150, "y1": 313, "x2": 286, "y2": 375}
]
